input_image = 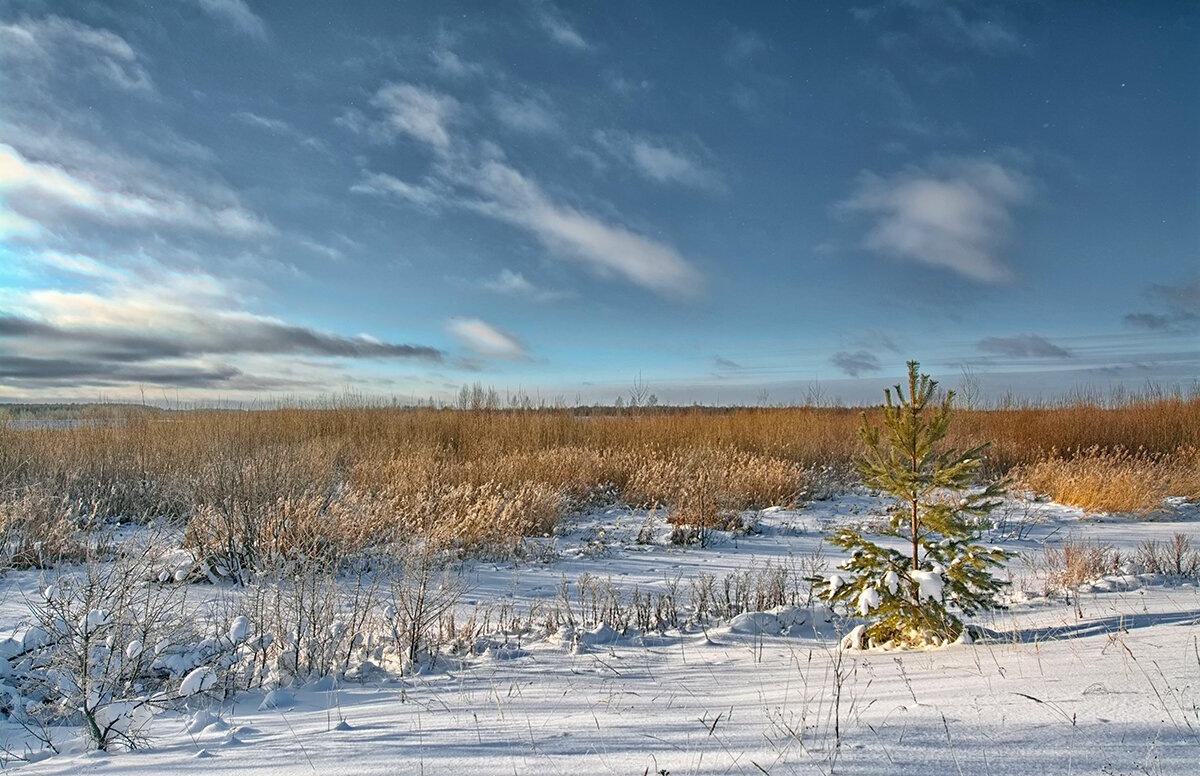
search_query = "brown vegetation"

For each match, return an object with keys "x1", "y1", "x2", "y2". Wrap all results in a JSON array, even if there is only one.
[{"x1": 0, "y1": 397, "x2": 1196, "y2": 566}]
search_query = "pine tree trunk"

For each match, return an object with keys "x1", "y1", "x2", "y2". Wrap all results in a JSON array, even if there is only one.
[{"x1": 911, "y1": 499, "x2": 919, "y2": 571}]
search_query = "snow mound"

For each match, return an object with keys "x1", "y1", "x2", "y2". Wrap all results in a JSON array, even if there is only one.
[
  {"x1": 841, "y1": 624, "x2": 868, "y2": 650},
  {"x1": 187, "y1": 710, "x2": 223, "y2": 734},
  {"x1": 580, "y1": 623, "x2": 621, "y2": 646},
  {"x1": 258, "y1": 689, "x2": 295, "y2": 710},
  {"x1": 229, "y1": 616, "x2": 252, "y2": 645},
  {"x1": 729, "y1": 611, "x2": 782, "y2": 636},
  {"x1": 179, "y1": 666, "x2": 217, "y2": 697}
]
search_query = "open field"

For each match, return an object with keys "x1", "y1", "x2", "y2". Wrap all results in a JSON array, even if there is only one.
[
  {"x1": 2, "y1": 398, "x2": 1198, "y2": 560},
  {"x1": 0, "y1": 400, "x2": 1197, "y2": 773}
]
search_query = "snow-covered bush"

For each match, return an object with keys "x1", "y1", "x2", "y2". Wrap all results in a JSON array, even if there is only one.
[
  {"x1": 236, "y1": 553, "x2": 383, "y2": 686},
  {"x1": 0, "y1": 538, "x2": 266, "y2": 755},
  {"x1": 813, "y1": 362, "x2": 1012, "y2": 648},
  {"x1": 382, "y1": 547, "x2": 464, "y2": 672},
  {"x1": 13, "y1": 546, "x2": 189, "y2": 750}
]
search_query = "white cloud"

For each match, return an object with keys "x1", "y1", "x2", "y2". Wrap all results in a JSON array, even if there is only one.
[
  {"x1": 725, "y1": 29, "x2": 767, "y2": 65},
  {"x1": 233, "y1": 111, "x2": 290, "y2": 134},
  {"x1": 350, "y1": 172, "x2": 445, "y2": 210},
  {"x1": 0, "y1": 15, "x2": 154, "y2": 93},
  {"x1": 348, "y1": 81, "x2": 704, "y2": 300},
  {"x1": 855, "y1": 1, "x2": 1021, "y2": 55},
  {"x1": 235, "y1": 112, "x2": 328, "y2": 152},
  {"x1": 630, "y1": 141, "x2": 716, "y2": 189},
  {"x1": 482, "y1": 269, "x2": 567, "y2": 302},
  {"x1": 358, "y1": 157, "x2": 702, "y2": 298},
  {"x1": 595, "y1": 131, "x2": 723, "y2": 192},
  {"x1": 195, "y1": 0, "x2": 269, "y2": 40},
  {"x1": 0, "y1": 209, "x2": 38, "y2": 239},
  {"x1": 491, "y1": 93, "x2": 559, "y2": 135},
  {"x1": 534, "y1": 3, "x2": 589, "y2": 50},
  {"x1": 470, "y1": 160, "x2": 704, "y2": 299},
  {"x1": 837, "y1": 156, "x2": 1031, "y2": 283},
  {"x1": 0, "y1": 142, "x2": 272, "y2": 238},
  {"x1": 370, "y1": 83, "x2": 460, "y2": 152},
  {"x1": 430, "y1": 48, "x2": 483, "y2": 79},
  {"x1": 447, "y1": 317, "x2": 529, "y2": 361}
]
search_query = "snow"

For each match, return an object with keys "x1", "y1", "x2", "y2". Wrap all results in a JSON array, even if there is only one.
[
  {"x1": 910, "y1": 569, "x2": 944, "y2": 601},
  {"x1": 178, "y1": 667, "x2": 217, "y2": 697},
  {"x1": 856, "y1": 586, "x2": 880, "y2": 615},
  {"x1": 228, "y1": 616, "x2": 251, "y2": 645},
  {"x1": 0, "y1": 492, "x2": 1197, "y2": 774}
]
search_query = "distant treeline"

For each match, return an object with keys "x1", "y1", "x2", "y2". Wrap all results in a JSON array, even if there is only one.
[{"x1": 0, "y1": 403, "x2": 166, "y2": 421}]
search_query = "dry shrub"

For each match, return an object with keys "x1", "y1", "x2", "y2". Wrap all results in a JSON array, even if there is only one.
[
  {"x1": 456, "y1": 447, "x2": 635, "y2": 501},
  {"x1": 184, "y1": 490, "x2": 399, "y2": 578},
  {"x1": 1016, "y1": 446, "x2": 1198, "y2": 515},
  {"x1": 355, "y1": 450, "x2": 560, "y2": 551},
  {"x1": 624, "y1": 448, "x2": 802, "y2": 541},
  {"x1": 421, "y1": 481, "x2": 561, "y2": 555},
  {"x1": 1044, "y1": 539, "x2": 1122, "y2": 590},
  {"x1": 1135, "y1": 534, "x2": 1200, "y2": 577},
  {"x1": 0, "y1": 487, "x2": 87, "y2": 568}
]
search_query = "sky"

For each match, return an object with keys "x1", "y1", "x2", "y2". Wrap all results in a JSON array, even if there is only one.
[{"x1": 0, "y1": 1, "x2": 1196, "y2": 407}]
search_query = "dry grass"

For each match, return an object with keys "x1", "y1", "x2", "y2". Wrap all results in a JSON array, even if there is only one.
[
  {"x1": 0, "y1": 396, "x2": 1196, "y2": 566},
  {"x1": 1044, "y1": 539, "x2": 1124, "y2": 590},
  {"x1": 0, "y1": 487, "x2": 86, "y2": 568},
  {"x1": 1043, "y1": 533, "x2": 1200, "y2": 592},
  {"x1": 1015, "y1": 446, "x2": 1200, "y2": 514}
]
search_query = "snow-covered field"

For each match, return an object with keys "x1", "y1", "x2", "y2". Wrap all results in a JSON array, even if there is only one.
[{"x1": 2, "y1": 493, "x2": 1198, "y2": 775}]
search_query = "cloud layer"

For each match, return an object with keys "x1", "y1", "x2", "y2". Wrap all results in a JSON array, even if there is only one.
[
  {"x1": 830, "y1": 350, "x2": 882, "y2": 377},
  {"x1": 0, "y1": 255, "x2": 443, "y2": 391},
  {"x1": 977, "y1": 333, "x2": 1070, "y2": 359},
  {"x1": 448, "y1": 317, "x2": 529, "y2": 361},
  {"x1": 351, "y1": 82, "x2": 704, "y2": 299},
  {"x1": 839, "y1": 157, "x2": 1031, "y2": 283},
  {"x1": 1124, "y1": 279, "x2": 1200, "y2": 333}
]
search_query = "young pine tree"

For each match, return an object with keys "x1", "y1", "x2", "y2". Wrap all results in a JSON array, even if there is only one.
[{"x1": 815, "y1": 361, "x2": 1011, "y2": 648}]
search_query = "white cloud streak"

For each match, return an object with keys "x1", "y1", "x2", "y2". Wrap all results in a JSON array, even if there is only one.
[
  {"x1": 370, "y1": 83, "x2": 460, "y2": 151},
  {"x1": 351, "y1": 83, "x2": 704, "y2": 299},
  {"x1": 430, "y1": 48, "x2": 483, "y2": 79},
  {"x1": 195, "y1": 0, "x2": 269, "y2": 40},
  {"x1": 595, "y1": 131, "x2": 723, "y2": 192},
  {"x1": 491, "y1": 93, "x2": 559, "y2": 135},
  {"x1": 855, "y1": 1, "x2": 1021, "y2": 55},
  {"x1": 838, "y1": 156, "x2": 1031, "y2": 283},
  {"x1": 0, "y1": 15, "x2": 154, "y2": 93},
  {"x1": 468, "y1": 160, "x2": 703, "y2": 298},
  {"x1": 534, "y1": 2, "x2": 589, "y2": 50},
  {"x1": 448, "y1": 317, "x2": 529, "y2": 361},
  {"x1": 482, "y1": 269, "x2": 568, "y2": 302},
  {"x1": 349, "y1": 171, "x2": 445, "y2": 210},
  {"x1": 0, "y1": 143, "x2": 272, "y2": 238}
]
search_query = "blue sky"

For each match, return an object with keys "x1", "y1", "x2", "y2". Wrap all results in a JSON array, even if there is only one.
[{"x1": 0, "y1": 1, "x2": 1196, "y2": 406}]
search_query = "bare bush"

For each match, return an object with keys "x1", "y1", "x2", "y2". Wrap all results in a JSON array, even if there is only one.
[
  {"x1": 1044, "y1": 539, "x2": 1123, "y2": 591},
  {"x1": 13, "y1": 542, "x2": 197, "y2": 751},
  {"x1": 1135, "y1": 534, "x2": 1200, "y2": 577}
]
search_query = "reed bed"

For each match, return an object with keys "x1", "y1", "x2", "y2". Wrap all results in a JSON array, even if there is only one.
[{"x1": 0, "y1": 397, "x2": 1196, "y2": 566}]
